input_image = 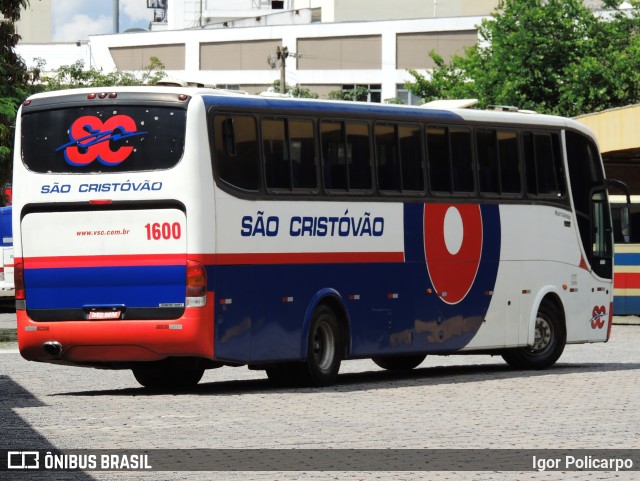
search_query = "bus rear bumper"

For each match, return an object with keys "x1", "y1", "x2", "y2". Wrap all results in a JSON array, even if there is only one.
[{"x1": 17, "y1": 293, "x2": 214, "y2": 365}]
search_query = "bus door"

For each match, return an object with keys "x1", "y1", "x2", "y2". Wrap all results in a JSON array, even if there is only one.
[{"x1": 566, "y1": 131, "x2": 614, "y2": 339}]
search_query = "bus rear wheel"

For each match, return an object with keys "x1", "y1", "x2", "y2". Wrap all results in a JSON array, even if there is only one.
[
  {"x1": 372, "y1": 354, "x2": 427, "y2": 371},
  {"x1": 284, "y1": 304, "x2": 343, "y2": 387},
  {"x1": 501, "y1": 302, "x2": 566, "y2": 370},
  {"x1": 132, "y1": 362, "x2": 204, "y2": 390}
]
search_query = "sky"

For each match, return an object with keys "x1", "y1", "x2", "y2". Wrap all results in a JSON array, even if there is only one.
[{"x1": 53, "y1": 0, "x2": 153, "y2": 41}]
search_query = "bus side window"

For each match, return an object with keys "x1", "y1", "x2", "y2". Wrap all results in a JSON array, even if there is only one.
[
  {"x1": 535, "y1": 134, "x2": 563, "y2": 196},
  {"x1": 427, "y1": 125, "x2": 474, "y2": 195},
  {"x1": 213, "y1": 114, "x2": 260, "y2": 191},
  {"x1": 450, "y1": 127, "x2": 474, "y2": 193},
  {"x1": 375, "y1": 124, "x2": 401, "y2": 192},
  {"x1": 476, "y1": 129, "x2": 521, "y2": 196},
  {"x1": 399, "y1": 124, "x2": 424, "y2": 192},
  {"x1": 375, "y1": 123, "x2": 424, "y2": 194},
  {"x1": 321, "y1": 120, "x2": 371, "y2": 192},
  {"x1": 321, "y1": 121, "x2": 347, "y2": 191},
  {"x1": 498, "y1": 130, "x2": 521, "y2": 194},
  {"x1": 524, "y1": 132, "x2": 565, "y2": 198},
  {"x1": 426, "y1": 126, "x2": 451, "y2": 193},
  {"x1": 262, "y1": 118, "x2": 290, "y2": 190},
  {"x1": 262, "y1": 118, "x2": 317, "y2": 192},
  {"x1": 289, "y1": 119, "x2": 317, "y2": 190},
  {"x1": 476, "y1": 128, "x2": 499, "y2": 194},
  {"x1": 345, "y1": 122, "x2": 372, "y2": 190}
]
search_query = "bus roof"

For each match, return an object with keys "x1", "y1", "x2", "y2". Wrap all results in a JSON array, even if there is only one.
[{"x1": 22, "y1": 86, "x2": 597, "y2": 140}]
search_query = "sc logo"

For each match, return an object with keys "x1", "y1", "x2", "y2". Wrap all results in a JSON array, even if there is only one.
[
  {"x1": 57, "y1": 115, "x2": 147, "y2": 167},
  {"x1": 7, "y1": 451, "x2": 39, "y2": 469}
]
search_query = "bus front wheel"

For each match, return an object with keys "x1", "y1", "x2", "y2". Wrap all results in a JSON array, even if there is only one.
[{"x1": 501, "y1": 302, "x2": 566, "y2": 370}]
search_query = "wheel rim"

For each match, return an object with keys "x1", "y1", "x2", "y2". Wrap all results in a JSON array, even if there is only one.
[
  {"x1": 530, "y1": 314, "x2": 553, "y2": 354},
  {"x1": 312, "y1": 318, "x2": 335, "y2": 372}
]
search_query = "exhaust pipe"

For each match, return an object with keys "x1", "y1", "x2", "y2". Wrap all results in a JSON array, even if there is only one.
[{"x1": 43, "y1": 341, "x2": 63, "y2": 358}]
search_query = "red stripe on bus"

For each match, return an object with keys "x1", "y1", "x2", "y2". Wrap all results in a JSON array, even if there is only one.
[
  {"x1": 20, "y1": 251, "x2": 405, "y2": 269},
  {"x1": 23, "y1": 253, "x2": 186, "y2": 269},
  {"x1": 614, "y1": 272, "x2": 640, "y2": 289},
  {"x1": 192, "y1": 252, "x2": 405, "y2": 265}
]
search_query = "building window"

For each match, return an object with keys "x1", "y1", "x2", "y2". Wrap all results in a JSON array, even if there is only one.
[
  {"x1": 396, "y1": 86, "x2": 422, "y2": 106},
  {"x1": 342, "y1": 84, "x2": 382, "y2": 103}
]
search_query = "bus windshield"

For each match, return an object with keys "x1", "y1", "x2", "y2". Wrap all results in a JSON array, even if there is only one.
[{"x1": 21, "y1": 105, "x2": 187, "y2": 173}]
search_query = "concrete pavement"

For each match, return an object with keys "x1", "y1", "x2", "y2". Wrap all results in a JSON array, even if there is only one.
[{"x1": 0, "y1": 307, "x2": 16, "y2": 342}]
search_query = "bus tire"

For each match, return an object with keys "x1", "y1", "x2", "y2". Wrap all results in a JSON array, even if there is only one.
[
  {"x1": 132, "y1": 364, "x2": 204, "y2": 390},
  {"x1": 501, "y1": 302, "x2": 566, "y2": 370},
  {"x1": 372, "y1": 354, "x2": 427, "y2": 371},
  {"x1": 292, "y1": 304, "x2": 343, "y2": 387}
]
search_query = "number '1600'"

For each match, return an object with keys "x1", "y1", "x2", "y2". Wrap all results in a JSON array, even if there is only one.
[{"x1": 145, "y1": 222, "x2": 182, "y2": 240}]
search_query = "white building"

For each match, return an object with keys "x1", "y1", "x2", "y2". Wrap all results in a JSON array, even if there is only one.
[
  {"x1": 97, "y1": 0, "x2": 501, "y2": 102},
  {"x1": 14, "y1": 0, "x2": 52, "y2": 43},
  {"x1": 93, "y1": 15, "x2": 480, "y2": 102}
]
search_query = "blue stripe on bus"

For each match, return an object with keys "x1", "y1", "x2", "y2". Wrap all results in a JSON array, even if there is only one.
[
  {"x1": 203, "y1": 95, "x2": 463, "y2": 121},
  {"x1": 24, "y1": 265, "x2": 186, "y2": 309},
  {"x1": 614, "y1": 295, "x2": 640, "y2": 316},
  {"x1": 0, "y1": 206, "x2": 11, "y2": 247},
  {"x1": 614, "y1": 252, "x2": 640, "y2": 266}
]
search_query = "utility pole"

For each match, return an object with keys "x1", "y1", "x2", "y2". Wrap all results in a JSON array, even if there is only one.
[
  {"x1": 277, "y1": 46, "x2": 289, "y2": 94},
  {"x1": 268, "y1": 46, "x2": 300, "y2": 94},
  {"x1": 113, "y1": 0, "x2": 119, "y2": 34}
]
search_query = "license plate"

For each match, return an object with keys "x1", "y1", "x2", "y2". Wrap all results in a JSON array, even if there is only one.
[{"x1": 88, "y1": 311, "x2": 121, "y2": 320}]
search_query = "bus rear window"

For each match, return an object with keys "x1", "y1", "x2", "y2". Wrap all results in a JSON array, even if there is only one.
[{"x1": 21, "y1": 106, "x2": 187, "y2": 173}]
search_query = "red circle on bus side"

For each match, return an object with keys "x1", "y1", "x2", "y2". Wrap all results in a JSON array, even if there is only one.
[{"x1": 424, "y1": 203, "x2": 483, "y2": 305}]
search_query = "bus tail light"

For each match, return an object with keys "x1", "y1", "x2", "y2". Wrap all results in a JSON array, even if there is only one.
[
  {"x1": 186, "y1": 260, "x2": 207, "y2": 307},
  {"x1": 15, "y1": 262, "x2": 26, "y2": 308}
]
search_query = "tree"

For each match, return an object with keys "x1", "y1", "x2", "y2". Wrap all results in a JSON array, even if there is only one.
[
  {"x1": 270, "y1": 80, "x2": 319, "y2": 98},
  {"x1": 0, "y1": 0, "x2": 29, "y2": 189},
  {"x1": 36, "y1": 56, "x2": 166, "y2": 91},
  {"x1": 406, "y1": 0, "x2": 640, "y2": 116},
  {"x1": 328, "y1": 86, "x2": 370, "y2": 102}
]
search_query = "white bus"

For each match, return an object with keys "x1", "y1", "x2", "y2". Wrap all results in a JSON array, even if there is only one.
[{"x1": 13, "y1": 87, "x2": 619, "y2": 389}]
